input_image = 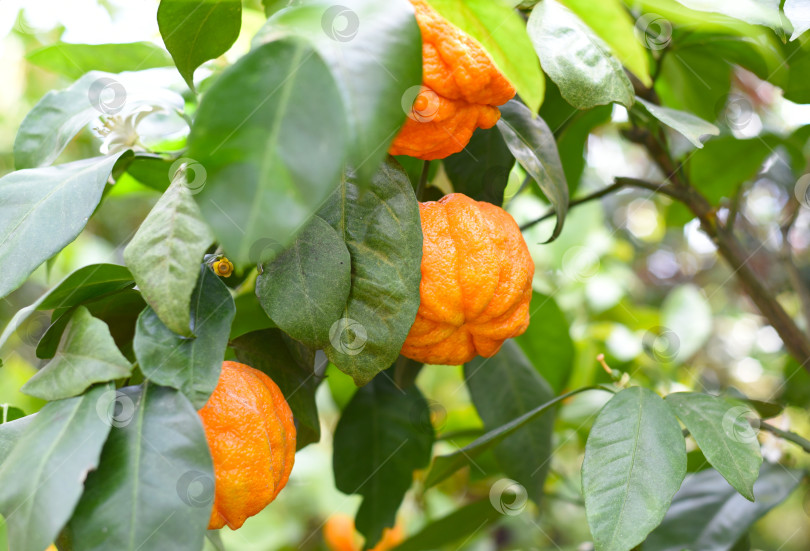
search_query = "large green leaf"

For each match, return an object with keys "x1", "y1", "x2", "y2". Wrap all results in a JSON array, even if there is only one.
[
  {"x1": 464, "y1": 341, "x2": 555, "y2": 505},
  {"x1": 123, "y1": 178, "x2": 214, "y2": 337},
  {"x1": 644, "y1": 462, "x2": 802, "y2": 551},
  {"x1": 515, "y1": 292, "x2": 575, "y2": 393},
  {"x1": 21, "y1": 306, "x2": 132, "y2": 401},
  {"x1": 528, "y1": 0, "x2": 633, "y2": 109},
  {"x1": 0, "y1": 415, "x2": 35, "y2": 466},
  {"x1": 231, "y1": 329, "x2": 321, "y2": 450},
  {"x1": 442, "y1": 127, "x2": 515, "y2": 206},
  {"x1": 318, "y1": 161, "x2": 423, "y2": 386},
  {"x1": 257, "y1": 0, "x2": 422, "y2": 186},
  {"x1": 635, "y1": 97, "x2": 719, "y2": 149},
  {"x1": 0, "y1": 153, "x2": 127, "y2": 300},
  {"x1": 688, "y1": 137, "x2": 774, "y2": 204},
  {"x1": 786, "y1": 0, "x2": 810, "y2": 40},
  {"x1": 497, "y1": 100, "x2": 568, "y2": 242},
  {"x1": 26, "y1": 42, "x2": 173, "y2": 80},
  {"x1": 333, "y1": 373, "x2": 433, "y2": 547},
  {"x1": 255, "y1": 216, "x2": 351, "y2": 348},
  {"x1": 0, "y1": 385, "x2": 112, "y2": 551},
  {"x1": 427, "y1": 0, "x2": 544, "y2": 111},
  {"x1": 391, "y1": 499, "x2": 502, "y2": 551},
  {"x1": 582, "y1": 387, "x2": 687, "y2": 551},
  {"x1": 65, "y1": 384, "x2": 213, "y2": 551},
  {"x1": 187, "y1": 39, "x2": 348, "y2": 266},
  {"x1": 665, "y1": 393, "x2": 762, "y2": 501},
  {"x1": 157, "y1": 0, "x2": 242, "y2": 90},
  {"x1": 133, "y1": 267, "x2": 235, "y2": 409}
]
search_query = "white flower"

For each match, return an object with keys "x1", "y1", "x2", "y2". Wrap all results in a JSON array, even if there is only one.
[{"x1": 94, "y1": 106, "x2": 158, "y2": 155}]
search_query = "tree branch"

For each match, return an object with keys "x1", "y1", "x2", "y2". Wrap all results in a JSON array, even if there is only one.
[
  {"x1": 520, "y1": 181, "x2": 627, "y2": 231},
  {"x1": 759, "y1": 421, "x2": 810, "y2": 454}
]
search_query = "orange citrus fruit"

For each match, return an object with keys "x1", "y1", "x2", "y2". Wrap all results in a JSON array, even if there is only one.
[
  {"x1": 198, "y1": 361, "x2": 296, "y2": 530},
  {"x1": 401, "y1": 193, "x2": 534, "y2": 364},
  {"x1": 323, "y1": 513, "x2": 405, "y2": 551},
  {"x1": 389, "y1": 0, "x2": 516, "y2": 160}
]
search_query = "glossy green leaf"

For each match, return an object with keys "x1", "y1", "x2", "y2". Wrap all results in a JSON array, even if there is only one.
[
  {"x1": 21, "y1": 307, "x2": 132, "y2": 401},
  {"x1": 497, "y1": 100, "x2": 568, "y2": 242},
  {"x1": 318, "y1": 161, "x2": 423, "y2": 386},
  {"x1": 582, "y1": 387, "x2": 686, "y2": 551},
  {"x1": 157, "y1": 0, "x2": 242, "y2": 90},
  {"x1": 0, "y1": 384, "x2": 112, "y2": 551},
  {"x1": 515, "y1": 292, "x2": 575, "y2": 393},
  {"x1": 258, "y1": 0, "x2": 422, "y2": 185},
  {"x1": 665, "y1": 393, "x2": 762, "y2": 501},
  {"x1": 442, "y1": 127, "x2": 515, "y2": 206},
  {"x1": 256, "y1": 216, "x2": 351, "y2": 348},
  {"x1": 333, "y1": 373, "x2": 433, "y2": 547},
  {"x1": 0, "y1": 153, "x2": 127, "y2": 300},
  {"x1": 391, "y1": 499, "x2": 501, "y2": 551},
  {"x1": 231, "y1": 329, "x2": 321, "y2": 450},
  {"x1": 0, "y1": 414, "x2": 34, "y2": 466},
  {"x1": 133, "y1": 267, "x2": 235, "y2": 409},
  {"x1": 786, "y1": 0, "x2": 810, "y2": 40},
  {"x1": 689, "y1": 136, "x2": 775, "y2": 204},
  {"x1": 188, "y1": 39, "x2": 348, "y2": 266},
  {"x1": 661, "y1": 284, "x2": 712, "y2": 363},
  {"x1": 528, "y1": 0, "x2": 633, "y2": 109},
  {"x1": 427, "y1": 0, "x2": 544, "y2": 111},
  {"x1": 465, "y1": 341, "x2": 555, "y2": 505},
  {"x1": 644, "y1": 462, "x2": 802, "y2": 551},
  {"x1": 124, "y1": 178, "x2": 214, "y2": 337},
  {"x1": 66, "y1": 384, "x2": 213, "y2": 551},
  {"x1": 635, "y1": 97, "x2": 719, "y2": 149},
  {"x1": 26, "y1": 42, "x2": 173, "y2": 80}
]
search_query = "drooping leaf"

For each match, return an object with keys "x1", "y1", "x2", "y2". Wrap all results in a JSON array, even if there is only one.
[
  {"x1": 497, "y1": 100, "x2": 568, "y2": 242},
  {"x1": 442, "y1": 127, "x2": 515, "y2": 206},
  {"x1": 133, "y1": 267, "x2": 235, "y2": 409},
  {"x1": 157, "y1": 0, "x2": 242, "y2": 90},
  {"x1": 333, "y1": 373, "x2": 433, "y2": 547},
  {"x1": 391, "y1": 499, "x2": 502, "y2": 551},
  {"x1": 66, "y1": 384, "x2": 213, "y2": 551},
  {"x1": 187, "y1": 39, "x2": 348, "y2": 266},
  {"x1": 231, "y1": 329, "x2": 321, "y2": 450},
  {"x1": 635, "y1": 97, "x2": 720, "y2": 149},
  {"x1": 464, "y1": 341, "x2": 555, "y2": 505},
  {"x1": 582, "y1": 387, "x2": 687, "y2": 551},
  {"x1": 318, "y1": 161, "x2": 423, "y2": 386},
  {"x1": 527, "y1": 0, "x2": 634, "y2": 109},
  {"x1": 124, "y1": 178, "x2": 214, "y2": 337},
  {"x1": 0, "y1": 384, "x2": 112, "y2": 551},
  {"x1": 256, "y1": 216, "x2": 351, "y2": 348},
  {"x1": 26, "y1": 42, "x2": 173, "y2": 80},
  {"x1": 665, "y1": 393, "x2": 762, "y2": 501},
  {"x1": 786, "y1": 0, "x2": 810, "y2": 40},
  {"x1": 0, "y1": 153, "x2": 127, "y2": 300}
]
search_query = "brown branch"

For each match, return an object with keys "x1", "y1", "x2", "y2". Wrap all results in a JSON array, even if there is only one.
[{"x1": 520, "y1": 181, "x2": 627, "y2": 231}]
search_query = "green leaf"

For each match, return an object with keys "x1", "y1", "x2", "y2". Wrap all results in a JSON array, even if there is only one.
[
  {"x1": 582, "y1": 387, "x2": 686, "y2": 551},
  {"x1": 558, "y1": 0, "x2": 651, "y2": 85},
  {"x1": 21, "y1": 307, "x2": 132, "y2": 401},
  {"x1": 464, "y1": 341, "x2": 555, "y2": 505},
  {"x1": 673, "y1": 0, "x2": 781, "y2": 29},
  {"x1": 0, "y1": 414, "x2": 34, "y2": 465},
  {"x1": 256, "y1": 216, "x2": 351, "y2": 348},
  {"x1": 780, "y1": 357, "x2": 810, "y2": 408},
  {"x1": 258, "y1": 0, "x2": 422, "y2": 186},
  {"x1": 497, "y1": 100, "x2": 568, "y2": 242},
  {"x1": 644, "y1": 462, "x2": 803, "y2": 551},
  {"x1": 655, "y1": 47, "x2": 732, "y2": 122},
  {"x1": 664, "y1": 393, "x2": 762, "y2": 501},
  {"x1": 231, "y1": 329, "x2": 321, "y2": 450},
  {"x1": 124, "y1": 154, "x2": 174, "y2": 193},
  {"x1": 157, "y1": 0, "x2": 242, "y2": 90},
  {"x1": 635, "y1": 97, "x2": 719, "y2": 149},
  {"x1": 26, "y1": 42, "x2": 173, "y2": 80},
  {"x1": 391, "y1": 499, "x2": 502, "y2": 551},
  {"x1": 427, "y1": 0, "x2": 545, "y2": 112},
  {"x1": 661, "y1": 284, "x2": 712, "y2": 363},
  {"x1": 188, "y1": 39, "x2": 348, "y2": 266},
  {"x1": 124, "y1": 178, "x2": 214, "y2": 337},
  {"x1": 783, "y1": 40, "x2": 810, "y2": 103},
  {"x1": 0, "y1": 384, "x2": 112, "y2": 551},
  {"x1": 318, "y1": 161, "x2": 423, "y2": 386},
  {"x1": 133, "y1": 267, "x2": 235, "y2": 409},
  {"x1": 442, "y1": 127, "x2": 515, "y2": 206},
  {"x1": 786, "y1": 0, "x2": 810, "y2": 40},
  {"x1": 528, "y1": 0, "x2": 634, "y2": 109},
  {"x1": 689, "y1": 136, "x2": 775, "y2": 204},
  {"x1": 66, "y1": 384, "x2": 213, "y2": 551},
  {"x1": 515, "y1": 292, "x2": 575, "y2": 393},
  {"x1": 229, "y1": 293, "x2": 276, "y2": 340},
  {"x1": 0, "y1": 405, "x2": 24, "y2": 425},
  {"x1": 333, "y1": 373, "x2": 433, "y2": 547},
  {"x1": 0, "y1": 153, "x2": 127, "y2": 300}
]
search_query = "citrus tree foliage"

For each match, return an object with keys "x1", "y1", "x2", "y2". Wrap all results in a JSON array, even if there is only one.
[{"x1": 1, "y1": 1, "x2": 810, "y2": 550}]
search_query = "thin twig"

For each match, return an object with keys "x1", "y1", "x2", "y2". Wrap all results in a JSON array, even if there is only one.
[
  {"x1": 520, "y1": 181, "x2": 627, "y2": 231},
  {"x1": 759, "y1": 421, "x2": 810, "y2": 454}
]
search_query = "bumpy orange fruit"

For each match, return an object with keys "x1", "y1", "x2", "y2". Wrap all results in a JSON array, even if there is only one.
[
  {"x1": 389, "y1": 0, "x2": 516, "y2": 160},
  {"x1": 198, "y1": 361, "x2": 296, "y2": 530},
  {"x1": 401, "y1": 194, "x2": 534, "y2": 365},
  {"x1": 323, "y1": 514, "x2": 405, "y2": 551}
]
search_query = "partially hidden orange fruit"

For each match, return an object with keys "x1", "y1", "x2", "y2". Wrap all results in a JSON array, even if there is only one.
[
  {"x1": 389, "y1": 0, "x2": 516, "y2": 160},
  {"x1": 198, "y1": 361, "x2": 296, "y2": 530},
  {"x1": 401, "y1": 193, "x2": 534, "y2": 365},
  {"x1": 323, "y1": 514, "x2": 405, "y2": 551}
]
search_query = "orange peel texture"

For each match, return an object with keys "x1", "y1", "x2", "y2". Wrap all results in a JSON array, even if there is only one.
[
  {"x1": 401, "y1": 193, "x2": 534, "y2": 365},
  {"x1": 198, "y1": 361, "x2": 296, "y2": 530},
  {"x1": 323, "y1": 513, "x2": 405, "y2": 551},
  {"x1": 389, "y1": 0, "x2": 516, "y2": 160}
]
